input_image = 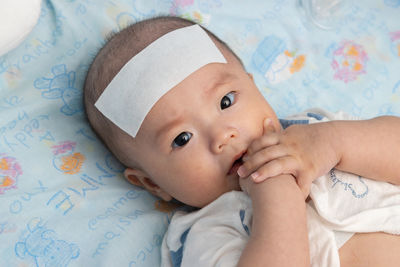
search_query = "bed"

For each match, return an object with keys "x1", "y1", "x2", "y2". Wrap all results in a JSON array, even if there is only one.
[{"x1": 1, "y1": 0, "x2": 399, "y2": 266}]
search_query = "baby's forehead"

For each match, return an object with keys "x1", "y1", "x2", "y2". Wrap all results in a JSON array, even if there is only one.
[
  {"x1": 159, "y1": 62, "x2": 236, "y2": 102},
  {"x1": 95, "y1": 25, "x2": 229, "y2": 139},
  {"x1": 143, "y1": 64, "x2": 238, "y2": 125}
]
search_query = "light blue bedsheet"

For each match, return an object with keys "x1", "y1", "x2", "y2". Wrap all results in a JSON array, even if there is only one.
[{"x1": 1, "y1": 0, "x2": 399, "y2": 266}]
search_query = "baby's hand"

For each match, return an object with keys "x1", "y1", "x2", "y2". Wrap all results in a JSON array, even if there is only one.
[{"x1": 238, "y1": 119, "x2": 340, "y2": 197}]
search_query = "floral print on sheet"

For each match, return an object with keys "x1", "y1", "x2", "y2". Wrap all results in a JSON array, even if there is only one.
[
  {"x1": 330, "y1": 41, "x2": 368, "y2": 83},
  {"x1": 0, "y1": 154, "x2": 22, "y2": 194}
]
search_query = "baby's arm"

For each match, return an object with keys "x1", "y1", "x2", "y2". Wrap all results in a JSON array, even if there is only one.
[
  {"x1": 238, "y1": 174, "x2": 309, "y2": 267},
  {"x1": 239, "y1": 115, "x2": 400, "y2": 195},
  {"x1": 329, "y1": 116, "x2": 400, "y2": 184}
]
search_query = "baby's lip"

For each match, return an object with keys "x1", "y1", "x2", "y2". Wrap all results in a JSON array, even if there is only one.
[{"x1": 227, "y1": 150, "x2": 247, "y2": 175}]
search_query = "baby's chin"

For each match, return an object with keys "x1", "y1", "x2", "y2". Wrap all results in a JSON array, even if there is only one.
[{"x1": 194, "y1": 187, "x2": 241, "y2": 208}]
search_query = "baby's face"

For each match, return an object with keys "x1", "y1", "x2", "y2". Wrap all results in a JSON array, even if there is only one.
[{"x1": 132, "y1": 59, "x2": 280, "y2": 207}]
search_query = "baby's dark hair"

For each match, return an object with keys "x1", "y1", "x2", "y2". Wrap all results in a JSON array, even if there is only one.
[{"x1": 84, "y1": 16, "x2": 243, "y2": 167}]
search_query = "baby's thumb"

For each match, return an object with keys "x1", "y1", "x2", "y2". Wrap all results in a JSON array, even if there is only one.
[{"x1": 263, "y1": 118, "x2": 275, "y2": 135}]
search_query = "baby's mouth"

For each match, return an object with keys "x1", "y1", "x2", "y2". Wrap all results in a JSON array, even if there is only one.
[{"x1": 228, "y1": 152, "x2": 246, "y2": 175}]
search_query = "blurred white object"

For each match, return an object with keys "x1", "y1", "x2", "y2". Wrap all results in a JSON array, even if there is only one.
[
  {"x1": 299, "y1": 0, "x2": 347, "y2": 30},
  {"x1": 0, "y1": 0, "x2": 42, "y2": 56}
]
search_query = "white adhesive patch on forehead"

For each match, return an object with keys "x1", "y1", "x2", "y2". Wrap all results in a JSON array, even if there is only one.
[{"x1": 94, "y1": 24, "x2": 227, "y2": 137}]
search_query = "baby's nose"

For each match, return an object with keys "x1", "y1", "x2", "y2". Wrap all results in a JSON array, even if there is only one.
[{"x1": 211, "y1": 127, "x2": 239, "y2": 154}]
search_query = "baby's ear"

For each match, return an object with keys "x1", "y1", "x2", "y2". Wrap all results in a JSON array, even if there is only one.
[
  {"x1": 124, "y1": 168, "x2": 144, "y2": 187},
  {"x1": 123, "y1": 168, "x2": 172, "y2": 202}
]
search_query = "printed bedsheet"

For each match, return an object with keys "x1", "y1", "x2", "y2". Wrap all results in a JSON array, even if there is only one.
[{"x1": 1, "y1": 0, "x2": 399, "y2": 266}]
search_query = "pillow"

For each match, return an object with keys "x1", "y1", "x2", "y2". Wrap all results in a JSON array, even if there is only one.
[{"x1": 0, "y1": 0, "x2": 42, "y2": 56}]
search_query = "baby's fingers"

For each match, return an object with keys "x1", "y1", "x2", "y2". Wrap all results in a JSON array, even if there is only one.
[
  {"x1": 248, "y1": 156, "x2": 299, "y2": 183},
  {"x1": 246, "y1": 134, "x2": 280, "y2": 158},
  {"x1": 238, "y1": 145, "x2": 287, "y2": 178},
  {"x1": 245, "y1": 118, "x2": 279, "y2": 158},
  {"x1": 263, "y1": 118, "x2": 276, "y2": 135}
]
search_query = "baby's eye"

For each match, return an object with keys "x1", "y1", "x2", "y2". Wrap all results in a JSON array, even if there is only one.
[
  {"x1": 172, "y1": 132, "x2": 192, "y2": 148},
  {"x1": 220, "y1": 92, "x2": 236, "y2": 110}
]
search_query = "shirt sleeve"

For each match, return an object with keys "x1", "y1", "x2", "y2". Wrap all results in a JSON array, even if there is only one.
[
  {"x1": 161, "y1": 191, "x2": 252, "y2": 267},
  {"x1": 181, "y1": 226, "x2": 247, "y2": 267},
  {"x1": 302, "y1": 108, "x2": 360, "y2": 122},
  {"x1": 280, "y1": 108, "x2": 359, "y2": 129}
]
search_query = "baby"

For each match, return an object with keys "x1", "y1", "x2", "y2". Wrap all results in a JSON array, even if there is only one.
[{"x1": 84, "y1": 16, "x2": 400, "y2": 266}]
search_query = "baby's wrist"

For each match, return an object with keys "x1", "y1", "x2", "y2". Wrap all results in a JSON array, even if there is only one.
[
  {"x1": 249, "y1": 175, "x2": 306, "y2": 230},
  {"x1": 324, "y1": 121, "x2": 343, "y2": 168},
  {"x1": 248, "y1": 174, "x2": 299, "y2": 202}
]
